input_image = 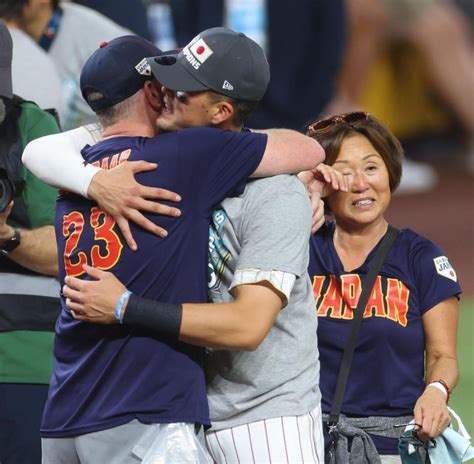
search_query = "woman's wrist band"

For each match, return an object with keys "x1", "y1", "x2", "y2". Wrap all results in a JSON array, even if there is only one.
[
  {"x1": 115, "y1": 290, "x2": 133, "y2": 323},
  {"x1": 426, "y1": 380, "x2": 451, "y2": 403}
]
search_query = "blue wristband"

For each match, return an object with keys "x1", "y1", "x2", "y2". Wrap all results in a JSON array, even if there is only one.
[{"x1": 115, "y1": 290, "x2": 132, "y2": 323}]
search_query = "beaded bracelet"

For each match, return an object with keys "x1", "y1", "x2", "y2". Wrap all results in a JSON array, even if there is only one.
[{"x1": 115, "y1": 290, "x2": 132, "y2": 323}]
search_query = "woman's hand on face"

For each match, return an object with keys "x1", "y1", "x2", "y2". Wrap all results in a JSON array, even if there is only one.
[
  {"x1": 63, "y1": 265, "x2": 128, "y2": 324},
  {"x1": 313, "y1": 164, "x2": 349, "y2": 197},
  {"x1": 299, "y1": 164, "x2": 349, "y2": 199},
  {"x1": 413, "y1": 386, "x2": 451, "y2": 439}
]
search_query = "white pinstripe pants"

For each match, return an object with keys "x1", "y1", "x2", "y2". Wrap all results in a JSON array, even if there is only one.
[{"x1": 205, "y1": 405, "x2": 324, "y2": 464}]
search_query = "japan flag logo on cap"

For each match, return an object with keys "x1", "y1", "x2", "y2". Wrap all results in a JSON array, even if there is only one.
[{"x1": 189, "y1": 38, "x2": 214, "y2": 64}]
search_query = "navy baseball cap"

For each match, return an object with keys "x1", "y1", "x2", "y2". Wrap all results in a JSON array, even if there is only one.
[
  {"x1": 80, "y1": 35, "x2": 164, "y2": 112},
  {"x1": 147, "y1": 27, "x2": 270, "y2": 102}
]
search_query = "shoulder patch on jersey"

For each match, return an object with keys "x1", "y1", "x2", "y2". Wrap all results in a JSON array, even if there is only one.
[{"x1": 433, "y1": 256, "x2": 457, "y2": 282}]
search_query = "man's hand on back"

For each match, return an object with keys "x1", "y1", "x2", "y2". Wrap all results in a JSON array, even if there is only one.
[{"x1": 87, "y1": 161, "x2": 182, "y2": 250}]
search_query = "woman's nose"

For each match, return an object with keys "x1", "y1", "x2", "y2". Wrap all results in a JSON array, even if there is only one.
[{"x1": 351, "y1": 172, "x2": 369, "y2": 191}]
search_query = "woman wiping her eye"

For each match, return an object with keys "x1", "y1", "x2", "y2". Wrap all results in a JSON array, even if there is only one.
[{"x1": 306, "y1": 112, "x2": 460, "y2": 463}]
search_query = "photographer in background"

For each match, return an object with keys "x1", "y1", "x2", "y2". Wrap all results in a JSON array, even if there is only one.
[{"x1": 0, "y1": 20, "x2": 61, "y2": 464}]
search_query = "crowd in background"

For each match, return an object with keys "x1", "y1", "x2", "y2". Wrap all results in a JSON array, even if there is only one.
[
  {"x1": 3, "y1": 0, "x2": 473, "y2": 191},
  {"x1": 0, "y1": 1, "x2": 472, "y2": 463}
]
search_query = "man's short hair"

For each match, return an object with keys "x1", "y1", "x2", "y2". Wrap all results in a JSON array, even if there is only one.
[
  {"x1": 86, "y1": 89, "x2": 139, "y2": 128},
  {"x1": 206, "y1": 91, "x2": 258, "y2": 127}
]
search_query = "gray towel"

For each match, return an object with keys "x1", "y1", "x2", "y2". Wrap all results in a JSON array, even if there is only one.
[{"x1": 323, "y1": 414, "x2": 413, "y2": 464}]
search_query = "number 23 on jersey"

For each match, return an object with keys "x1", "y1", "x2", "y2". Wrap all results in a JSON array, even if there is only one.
[{"x1": 62, "y1": 206, "x2": 123, "y2": 277}]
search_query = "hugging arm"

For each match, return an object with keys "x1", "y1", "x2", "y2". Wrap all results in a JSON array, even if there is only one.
[
  {"x1": 65, "y1": 178, "x2": 308, "y2": 350},
  {"x1": 251, "y1": 128, "x2": 325, "y2": 177},
  {"x1": 25, "y1": 127, "x2": 327, "y2": 245},
  {"x1": 22, "y1": 125, "x2": 102, "y2": 196},
  {"x1": 64, "y1": 266, "x2": 282, "y2": 351},
  {"x1": 22, "y1": 125, "x2": 182, "y2": 249}
]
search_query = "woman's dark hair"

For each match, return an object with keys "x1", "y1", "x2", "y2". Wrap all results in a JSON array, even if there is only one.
[
  {"x1": 0, "y1": 0, "x2": 60, "y2": 20},
  {"x1": 0, "y1": 0, "x2": 29, "y2": 20},
  {"x1": 306, "y1": 112, "x2": 404, "y2": 192}
]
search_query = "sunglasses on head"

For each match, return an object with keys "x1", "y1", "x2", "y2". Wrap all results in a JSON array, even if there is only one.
[{"x1": 307, "y1": 111, "x2": 370, "y2": 135}]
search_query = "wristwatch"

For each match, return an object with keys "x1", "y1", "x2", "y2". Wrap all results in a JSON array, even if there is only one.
[{"x1": 0, "y1": 227, "x2": 21, "y2": 255}]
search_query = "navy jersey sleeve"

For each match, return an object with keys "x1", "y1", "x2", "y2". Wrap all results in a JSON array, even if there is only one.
[
  {"x1": 409, "y1": 233, "x2": 462, "y2": 314},
  {"x1": 177, "y1": 127, "x2": 267, "y2": 215}
]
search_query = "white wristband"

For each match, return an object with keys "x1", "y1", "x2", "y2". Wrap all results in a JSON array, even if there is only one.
[{"x1": 426, "y1": 381, "x2": 448, "y2": 397}]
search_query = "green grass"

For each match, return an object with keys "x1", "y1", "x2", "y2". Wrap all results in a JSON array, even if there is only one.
[{"x1": 450, "y1": 298, "x2": 474, "y2": 436}]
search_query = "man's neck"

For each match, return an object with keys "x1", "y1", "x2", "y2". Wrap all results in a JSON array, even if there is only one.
[
  {"x1": 102, "y1": 121, "x2": 158, "y2": 139},
  {"x1": 3, "y1": 19, "x2": 17, "y2": 29},
  {"x1": 214, "y1": 120, "x2": 242, "y2": 132}
]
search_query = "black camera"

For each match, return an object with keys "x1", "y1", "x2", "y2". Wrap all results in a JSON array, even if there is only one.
[{"x1": 0, "y1": 168, "x2": 23, "y2": 213}]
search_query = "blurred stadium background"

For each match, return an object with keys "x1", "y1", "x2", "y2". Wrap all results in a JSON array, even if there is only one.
[{"x1": 10, "y1": 0, "x2": 474, "y2": 434}]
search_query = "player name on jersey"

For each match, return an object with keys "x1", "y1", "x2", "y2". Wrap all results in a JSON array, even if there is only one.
[
  {"x1": 313, "y1": 274, "x2": 410, "y2": 327},
  {"x1": 90, "y1": 149, "x2": 131, "y2": 170}
]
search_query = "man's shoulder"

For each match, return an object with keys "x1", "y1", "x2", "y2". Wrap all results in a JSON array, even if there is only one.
[
  {"x1": 176, "y1": 128, "x2": 265, "y2": 160},
  {"x1": 176, "y1": 127, "x2": 233, "y2": 139},
  {"x1": 228, "y1": 175, "x2": 309, "y2": 220},
  {"x1": 176, "y1": 127, "x2": 263, "y2": 141}
]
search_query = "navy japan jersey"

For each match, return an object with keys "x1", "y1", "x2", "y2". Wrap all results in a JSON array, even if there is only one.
[
  {"x1": 42, "y1": 127, "x2": 267, "y2": 437},
  {"x1": 309, "y1": 221, "x2": 461, "y2": 454}
]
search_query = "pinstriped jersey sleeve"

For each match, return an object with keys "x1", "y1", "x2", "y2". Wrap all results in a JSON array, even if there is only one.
[{"x1": 229, "y1": 269, "x2": 296, "y2": 307}]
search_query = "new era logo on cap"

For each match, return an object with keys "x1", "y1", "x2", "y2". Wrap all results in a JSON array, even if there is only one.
[
  {"x1": 222, "y1": 80, "x2": 234, "y2": 91},
  {"x1": 188, "y1": 38, "x2": 213, "y2": 65}
]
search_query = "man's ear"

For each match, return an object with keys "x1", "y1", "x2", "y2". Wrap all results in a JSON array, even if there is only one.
[
  {"x1": 143, "y1": 80, "x2": 163, "y2": 112},
  {"x1": 210, "y1": 100, "x2": 234, "y2": 125}
]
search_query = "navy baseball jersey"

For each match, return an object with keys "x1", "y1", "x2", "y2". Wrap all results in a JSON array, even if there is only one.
[
  {"x1": 41, "y1": 127, "x2": 267, "y2": 437},
  {"x1": 309, "y1": 221, "x2": 461, "y2": 454}
]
